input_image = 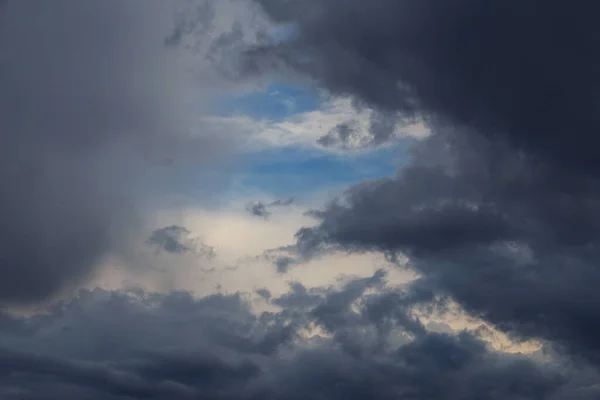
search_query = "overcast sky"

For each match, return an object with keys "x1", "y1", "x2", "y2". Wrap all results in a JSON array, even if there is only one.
[{"x1": 2, "y1": 1, "x2": 600, "y2": 399}]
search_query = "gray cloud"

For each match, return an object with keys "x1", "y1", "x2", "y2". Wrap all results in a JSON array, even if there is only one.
[
  {"x1": 246, "y1": 202, "x2": 270, "y2": 218},
  {"x1": 299, "y1": 129, "x2": 600, "y2": 366},
  {"x1": 8, "y1": 0, "x2": 600, "y2": 397},
  {"x1": 246, "y1": 198, "x2": 294, "y2": 218},
  {"x1": 317, "y1": 109, "x2": 401, "y2": 149},
  {"x1": 148, "y1": 226, "x2": 216, "y2": 259},
  {"x1": 273, "y1": 256, "x2": 295, "y2": 273},
  {"x1": 0, "y1": 1, "x2": 227, "y2": 304},
  {"x1": 255, "y1": 288, "x2": 272, "y2": 301},
  {"x1": 250, "y1": 0, "x2": 600, "y2": 172},
  {"x1": 246, "y1": 0, "x2": 600, "y2": 373},
  {"x1": 317, "y1": 121, "x2": 359, "y2": 148},
  {"x1": 1, "y1": 274, "x2": 597, "y2": 399}
]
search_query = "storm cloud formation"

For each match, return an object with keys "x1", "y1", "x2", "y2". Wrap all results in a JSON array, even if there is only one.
[
  {"x1": 0, "y1": 1, "x2": 223, "y2": 304},
  {"x1": 249, "y1": 0, "x2": 600, "y2": 376},
  {"x1": 252, "y1": 0, "x2": 600, "y2": 172},
  {"x1": 7, "y1": 0, "x2": 600, "y2": 398},
  {"x1": 2, "y1": 273, "x2": 599, "y2": 399}
]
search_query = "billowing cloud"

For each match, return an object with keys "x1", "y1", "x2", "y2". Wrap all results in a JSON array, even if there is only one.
[
  {"x1": 249, "y1": 0, "x2": 600, "y2": 171},
  {"x1": 246, "y1": 0, "x2": 600, "y2": 372},
  {"x1": 1, "y1": 273, "x2": 597, "y2": 399},
  {"x1": 8, "y1": 0, "x2": 600, "y2": 397}
]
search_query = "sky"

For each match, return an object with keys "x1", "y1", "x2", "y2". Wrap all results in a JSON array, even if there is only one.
[{"x1": 2, "y1": 1, "x2": 600, "y2": 399}]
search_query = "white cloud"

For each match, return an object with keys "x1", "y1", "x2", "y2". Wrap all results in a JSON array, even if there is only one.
[{"x1": 203, "y1": 95, "x2": 430, "y2": 152}]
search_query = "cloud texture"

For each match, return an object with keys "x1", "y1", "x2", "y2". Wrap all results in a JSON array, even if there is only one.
[
  {"x1": 248, "y1": 0, "x2": 600, "y2": 374},
  {"x1": 2, "y1": 273, "x2": 599, "y2": 399},
  {"x1": 6, "y1": 0, "x2": 600, "y2": 398},
  {"x1": 0, "y1": 0, "x2": 226, "y2": 304}
]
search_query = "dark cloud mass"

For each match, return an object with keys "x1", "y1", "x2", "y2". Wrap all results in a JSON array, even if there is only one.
[
  {"x1": 252, "y1": 0, "x2": 600, "y2": 172},
  {"x1": 249, "y1": 0, "x2": 600, "y2": 378},
  {"x1": 8, "y1": 0, "x2": 600, "y2": 398},
  {"x1": 1, "y1": 274, "x2": 599, "y2": 399},
  {"x1": 0, "y1": 1, "x2": 222, "y2": 304}
]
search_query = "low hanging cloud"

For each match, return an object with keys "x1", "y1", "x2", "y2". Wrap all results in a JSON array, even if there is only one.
[
  {"x1": 247, "y1": 0, "x2": 600, "y2": 374},
  {"x1": 249, "y1": 0, "x2": 600, "y2": 172},
  {"x1": 0, "y1": 0, "x2": 230, "y2": 305},
  {"x1": 1, "y1": 272, "x2": 598, "y2": 399},
  {"x1": 8, "y1": 0, "x2": 600, "y2": 398}
]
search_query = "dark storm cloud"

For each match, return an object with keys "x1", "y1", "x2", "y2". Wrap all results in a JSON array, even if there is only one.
[
  {"x1": 0, "y1": 1, "x2": 223, "y2": 304},
  {"x1": 1, "y1": 274, "x2": 597, "y2": 399},
  {"x1": 250, "y1": 0, "x2": 600, "y2": 172},
  {"x1": 9, "y1": 0, "x2": 600, "y2": 397},
  {"x1": 247, "y1": 0, "x2": 600, "y2": 371},
  {"x1": 299, "y1": 128, "x2": 600, "y2": 366}
]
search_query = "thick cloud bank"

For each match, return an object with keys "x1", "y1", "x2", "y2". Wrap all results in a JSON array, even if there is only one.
[
  {"x1": 0, "y1": 1, "x2": 222, "y2": 304},
  {"x1": 1, "y1": 273, "x2": 599, "y2": 399},
  {"x1": 6, "y1": 0, "x2": 600, "y2": 398},
  {"x1": 248, "y1": 0, "x2": 600, "y2": 373},
  {"x1": 251, "y1": 0, "x2": 600, "y2": 172}
]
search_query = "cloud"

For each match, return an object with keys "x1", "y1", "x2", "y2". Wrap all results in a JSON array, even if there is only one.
[
  {"x1": 0, "y1": 1, "x2": 235, "y2": 305},
  {"x1": 317, "y1": 108, "x2": 414, "y2": 150},
  {"x1": 246, "y1": 197, "x2": 294, "y2": 218},
  {"x1": 203, "y1": 95, "x2": 429, "y2": 153},
  {"x1": 246, "y1": 0, "x2": 600, "y2": 372},
  {"x1": 9, "y1": 0, "x2": 600, "y2": 397},
  {"x1": 296, "y1": 133, "x2": 600, "y2": 365},
  {"x1": 249, "y1": 0, "x2": 600, "y2": 171},
  {"x1": 147, "y1": 226, "x2": 216, "y2": 259},
  {"x1": 1, "y1": 273, "x2": 597, "y2": 399}
]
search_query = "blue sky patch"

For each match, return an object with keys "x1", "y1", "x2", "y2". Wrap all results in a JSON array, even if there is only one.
[
  {"x1": 214, "y1": 83, "x2": 320, "y2": 121},
  {"x1": 236, "y1": 143, "x2": 409, "y2": 198}
]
